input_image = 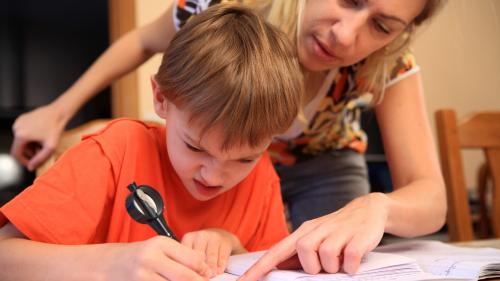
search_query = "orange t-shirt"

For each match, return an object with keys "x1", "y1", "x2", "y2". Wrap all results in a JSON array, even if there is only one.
[{"x1": 0, "y1": 119, "x2": 288, "y2": 251}]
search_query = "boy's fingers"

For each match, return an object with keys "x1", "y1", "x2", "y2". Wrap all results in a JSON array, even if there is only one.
[
  {"x1": 205, "y1": 237, "x2": 219, "y2": 274},
  {"x1": 193, "y1": 233, "x2": 208, "y2": 254},
  {"x1": 160, "y1": 238, "x2": 212, "y2": 277},
  {"x1": 181, "y1": 233, "x2": 194, "y2": 249},
  {"x1": 158, "y1": 252, "x2": 209, "y2": 281},
  {"x1": 217, "y1": 242, "x2": 232, "y2": 274}
]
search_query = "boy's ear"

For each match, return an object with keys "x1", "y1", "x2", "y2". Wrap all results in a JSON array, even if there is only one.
[{"x1": 151, "y1": 76, "x2": 168, "y2": 119}]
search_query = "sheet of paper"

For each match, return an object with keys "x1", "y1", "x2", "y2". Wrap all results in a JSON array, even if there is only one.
[
  {"x1": 211, "y1": 240, "x2": 500, "y2": 281},
  {"x1": 210, "y1": 273, "x2": 238, "y2": 281},
  {"x1": 220, "y1": 250, "x2": 431, "y2": 281},
  {"x1": 376, "y1": 240, "x2": 500, "y2": 280}
]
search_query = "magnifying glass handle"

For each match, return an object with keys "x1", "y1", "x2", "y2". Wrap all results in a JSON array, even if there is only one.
[{"x1": 150, "y1": 216, "x2": 177, "y2": 240}]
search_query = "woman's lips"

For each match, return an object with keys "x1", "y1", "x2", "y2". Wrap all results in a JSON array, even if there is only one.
[
  {"x1": 312, "y1": 36, "x2": 339, "y2": 61},
  {"x1": 194, "y1": 179, "x2": 223, "y2": 197}
]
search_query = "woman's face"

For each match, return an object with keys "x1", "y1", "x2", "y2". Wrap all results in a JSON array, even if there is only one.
[{"x1": 298, "y1": 0, "x2": 426, "y2": 71}]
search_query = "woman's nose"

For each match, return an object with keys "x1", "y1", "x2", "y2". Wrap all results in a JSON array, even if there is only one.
[{"x1": 331, "y1": 12, "x2": 368, "y2": 48}]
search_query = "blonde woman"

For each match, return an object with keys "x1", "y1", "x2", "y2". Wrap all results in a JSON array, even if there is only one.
[{"x1": 11, "y1": 0, "x2": 447, "y2": 276}]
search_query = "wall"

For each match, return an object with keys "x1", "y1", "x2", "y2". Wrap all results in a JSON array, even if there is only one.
[
  {"x1": 412, "y1": 0, "x2": 500, "y2": 189},
  {"x1": 135, "y1": 0, "x2": 171, "y2": 121}
]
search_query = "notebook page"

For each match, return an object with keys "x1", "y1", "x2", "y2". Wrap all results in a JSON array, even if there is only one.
[
  {"x1": 219, "y1": 250, "x2": 428, "y2": 281},
  {"x1": 211, "y1": 273, "x2": 238, "y2": 281},
  {"x1": 376, "y1": 240, "x2": 500, "y2": 280}
]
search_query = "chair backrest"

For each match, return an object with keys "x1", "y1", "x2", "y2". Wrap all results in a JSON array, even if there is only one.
[
  {"x1": 36, "y1": 119, "x2": 110, "y2": 177},
  {"x1": 435, "y1": 109, "x2": 500, "y2": 241}
]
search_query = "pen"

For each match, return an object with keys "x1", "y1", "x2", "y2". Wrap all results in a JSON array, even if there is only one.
[{"x1": 126, "y1": 182, "x2": 177, "y2": 240}]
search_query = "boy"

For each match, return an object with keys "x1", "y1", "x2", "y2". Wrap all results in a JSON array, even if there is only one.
[{"x1": 0, "y1": 3, "x2": 303, "y2": 281}]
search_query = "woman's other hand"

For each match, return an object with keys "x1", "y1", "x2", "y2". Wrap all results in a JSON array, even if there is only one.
[{"x1": 11, "y1": 104, "x2": 68, "y2": 171}]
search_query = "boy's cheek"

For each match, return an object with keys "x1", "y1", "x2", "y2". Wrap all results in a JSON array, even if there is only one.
[{"x1": 225, "y1": 163, "x2": 259, "y2": 189}]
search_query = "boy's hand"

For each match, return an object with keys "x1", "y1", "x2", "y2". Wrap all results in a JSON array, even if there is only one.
[
  {"x1": 182, "y1": 228, "x2": 246, "y2": 277},
  {"x1": 104, "y1": 236, "x2": 212, "y2": 281}
]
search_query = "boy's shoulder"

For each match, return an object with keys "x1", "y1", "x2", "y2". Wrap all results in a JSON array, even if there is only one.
[
  {"x1": 83, "y1": 118, "x2": 162, "y2": 140},
  {"x1": 82, "y1": 118, "x2": 165, "y2": 160}
]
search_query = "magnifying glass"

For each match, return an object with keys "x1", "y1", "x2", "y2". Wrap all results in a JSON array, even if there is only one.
[{"x1": 125, "y1": 182, "x2": 177, "y2": 240}]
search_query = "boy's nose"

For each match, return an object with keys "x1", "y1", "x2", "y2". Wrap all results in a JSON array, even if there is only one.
[{"x1": 200, "y1": 164, "x2": 225, "y2": 187}]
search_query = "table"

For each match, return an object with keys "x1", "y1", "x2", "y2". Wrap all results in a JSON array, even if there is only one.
[{"x1": 453, "y1": 238, "x2": 500, "y2": 249}]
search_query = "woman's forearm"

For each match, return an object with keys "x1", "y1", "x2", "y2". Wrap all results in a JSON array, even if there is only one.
[
  {"x1": 51, "y1": 28, "x2": 154, "y2": 123},
  {"x1": 383, "y1": 177, "x2": 447, "y2": 237}
]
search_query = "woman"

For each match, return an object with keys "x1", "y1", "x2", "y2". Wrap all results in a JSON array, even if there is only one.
[{"x1": 11, "y1": 0, "x2": 447, "y2": 276}]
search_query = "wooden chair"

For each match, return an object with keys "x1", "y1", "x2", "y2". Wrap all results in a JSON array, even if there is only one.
[
  {"x1": 435, "y1": 109, "x2": 500, "y2": 241},
  {"x1": 36, "y1": 119, "x2": 110, "y2": 177}
]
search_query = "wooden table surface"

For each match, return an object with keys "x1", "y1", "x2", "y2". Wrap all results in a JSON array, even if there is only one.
[{"x1": 453, "y1": 238, "x2": 500, "y2": 249}]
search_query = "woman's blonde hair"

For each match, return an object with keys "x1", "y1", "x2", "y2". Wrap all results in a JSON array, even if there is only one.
[
  {"x1": 243, "y1": 0, "x2": 446, "y2": 104},
  {"x1": 156, "y1": 3, "x2": 303, "y2": 150}
]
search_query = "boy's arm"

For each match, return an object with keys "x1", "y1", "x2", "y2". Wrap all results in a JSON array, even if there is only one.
[{"x1": 0, "y1": 222, "x2": 211, "y2": 281}]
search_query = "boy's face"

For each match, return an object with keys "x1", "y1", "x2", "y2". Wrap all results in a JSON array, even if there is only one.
[
  {"x1": 166, "y1": 105, "x2": 271, "y2": 201},
  {"x1": 152, "y1": 80, "x2": 271, "y2": 201}
]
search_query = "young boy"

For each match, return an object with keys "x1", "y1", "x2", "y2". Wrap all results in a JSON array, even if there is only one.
[{"x1": 0, "y1": 3, "x2": 303, "y2": 281}]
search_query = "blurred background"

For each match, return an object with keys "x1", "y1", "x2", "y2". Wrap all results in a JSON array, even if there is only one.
[{"x1": 0, "y1": 0, "x2": 111, "y2": 205}]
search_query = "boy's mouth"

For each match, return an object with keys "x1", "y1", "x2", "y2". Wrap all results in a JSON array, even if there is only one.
[{"x1": 193, "y1": 179, "x2": 223, "y2": 198}]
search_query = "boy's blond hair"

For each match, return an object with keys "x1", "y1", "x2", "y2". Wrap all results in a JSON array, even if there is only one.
[{"x1": 156, "y1": 3, "x2": 303, "y2": 150}]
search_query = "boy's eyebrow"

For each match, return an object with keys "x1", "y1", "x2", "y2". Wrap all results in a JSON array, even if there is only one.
[
  {"x1": 238, "y1": 151, "x2": 265, "y2": 161},
  {"x1": 183, "y1": 132, "x2": 205, "y2": 149},
  {"x1": 182, "y1": 132, "x2": 265, "y2": 161}
]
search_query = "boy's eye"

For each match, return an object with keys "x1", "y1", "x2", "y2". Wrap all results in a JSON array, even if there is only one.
[
  {"x1": 185, "y1": 142, "x2": 203, "y2": 152},
  {"x1": 238, "y1": 159, "x2": 256, "y2": 164}
]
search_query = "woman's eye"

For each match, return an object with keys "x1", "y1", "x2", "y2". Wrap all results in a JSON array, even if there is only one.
[
  {"x1": 343, "y1": 0, "x2": 360, "y2": 7},
  {"x1": 185, "y1": 142, "x2": 203, "y2": 152},
  {"x1": 374, "y1": 19, "x2": 390, "y2": 34}
]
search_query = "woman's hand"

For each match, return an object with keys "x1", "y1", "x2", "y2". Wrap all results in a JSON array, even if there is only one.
[
  {"x1": 238, "y1": 193, "x2": 390, "y2": 281},
  {"x1": 101, "y1": 236, "x2": 212, "y2": 281},
  {"x1": 182, "y1": 228, "x2": 247, "y2": 277},
  {"x1": 11, "y1": 104, "x2": 67, "y2": 171}
]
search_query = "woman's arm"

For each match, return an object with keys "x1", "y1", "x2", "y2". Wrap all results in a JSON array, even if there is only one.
[
  {"x1": 11, "y1": 4, "x2": 176, "y2": 171},
  {"x1": 237, "y1": 72, "x2": 447, "y2": 281},
  {"x1": 0, "y1": 223, "x2": 211, "y2": 281},
  {"x1": 375, "y1": 71, "x2": 447, "y2": 237}
]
